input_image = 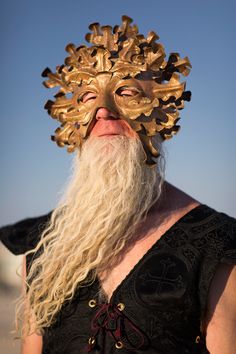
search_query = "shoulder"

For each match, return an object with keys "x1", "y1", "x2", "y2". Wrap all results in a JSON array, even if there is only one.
[
  {"x1": 180, "y1": 204, "x2": 236, "y2": 250},
  {"x1": 181, "y1": 204, "x2": 236, "y2": 350},
  {"x1": 0, "y1": 211, "x2": 52, "y2": 255},
  {"x1": 186, "y1": 204, "x2": 236, "y2": 272},
  {"x1": 186, "y1": 205, "x2": 236, "y2": 319},
  {"x1": 155, "y1": 184, "x2": 236, "y2": 262}
]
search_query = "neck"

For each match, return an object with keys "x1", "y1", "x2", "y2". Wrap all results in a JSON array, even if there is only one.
[{"x1": 129, "y1": 181, "x2": 200, "y2": 246}]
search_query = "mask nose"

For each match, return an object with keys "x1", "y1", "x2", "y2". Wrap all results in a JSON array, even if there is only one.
[{"x1": 95, "y1": 107, "x2": 118, "y2": 120}]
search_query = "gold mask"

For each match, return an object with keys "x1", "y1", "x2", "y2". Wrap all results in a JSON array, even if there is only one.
[{"x1": 42, "y1": 15, "x2": 191, "y2": 165}]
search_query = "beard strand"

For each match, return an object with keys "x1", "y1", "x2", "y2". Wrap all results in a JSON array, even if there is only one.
[
  {"x1": 20, "y1": 135, "x2": 165, "y2": 335},
  {"x1": 59, "y1": 135, "x2": 162, "y2": 270}
]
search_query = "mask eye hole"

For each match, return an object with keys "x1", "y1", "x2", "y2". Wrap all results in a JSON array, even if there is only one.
[
  {"x1": 80, "y1": 92, "x2": 97, "y2": 103},
  {"x1": 116, "y1": 87, "x2": 141, "y2": 97}
]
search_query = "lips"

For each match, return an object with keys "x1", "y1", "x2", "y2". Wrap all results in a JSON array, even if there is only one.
[{"x1": 90, "y1": 119, "x2": 127, "y2": 137}]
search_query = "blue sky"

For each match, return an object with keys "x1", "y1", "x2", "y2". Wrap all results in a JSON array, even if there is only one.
[{"x1": 1, "y1": 0, "x2": 235, "y2": 225}]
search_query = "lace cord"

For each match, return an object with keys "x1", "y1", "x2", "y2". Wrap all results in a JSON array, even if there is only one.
[{"x1": 86, "y1": 303, "x2": 146, "y2": 351}]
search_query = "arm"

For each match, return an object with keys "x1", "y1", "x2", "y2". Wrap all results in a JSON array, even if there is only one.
[
  {"x1": 21, "y1": 256, "x2": 43, "y2": 354},
  {"x1": 21, "y1": 333, "x2": 43, "y2": 354},
  {"x1": 205, "y1": 263, "x2": 236, "y2": 354}
]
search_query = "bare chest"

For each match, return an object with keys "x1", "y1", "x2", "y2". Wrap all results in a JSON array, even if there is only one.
[
  {"x1": 99, "y1": 201, "x2": 200, "y2": 302},
  {"x1": 99, "y1": 233, "x2": 160, "y2": 302}
]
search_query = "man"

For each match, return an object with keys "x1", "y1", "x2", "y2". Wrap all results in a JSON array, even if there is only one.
[{"x1": 1, "y1": 16, "x2": 236, "y2": 354}]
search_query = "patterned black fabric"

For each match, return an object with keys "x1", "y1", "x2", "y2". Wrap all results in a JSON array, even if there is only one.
[
  {"x1": 0, "y1": 212, "x2": 52, "y2": 255},
  {"x1": 1, "y1": 205, "x2": 236, "y2": 353}
]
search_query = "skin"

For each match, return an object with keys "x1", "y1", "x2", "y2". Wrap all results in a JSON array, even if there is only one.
[
  {"x1": 87, "y1": 89, "x2": 139, "y2": 139},
  {"x1": 21, "y1": 257, "x2": 42, "y2": 354},
  {"x1": 21, "y1": 90, "x2": 236, "y2": 353}
]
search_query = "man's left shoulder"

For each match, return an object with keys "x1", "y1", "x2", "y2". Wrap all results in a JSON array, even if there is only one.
[{"x1": 183, "y1": 204, "x2": 236, "y2": 235}]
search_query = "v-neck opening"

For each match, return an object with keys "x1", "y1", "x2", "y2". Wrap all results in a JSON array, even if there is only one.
[{"x1": 99, "y1": 203, "x2": 206, "y2": 303}]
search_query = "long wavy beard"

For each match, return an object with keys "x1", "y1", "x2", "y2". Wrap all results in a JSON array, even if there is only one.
[{"x1": 21, "y1": 135, "x2": 164, "y2": 334}]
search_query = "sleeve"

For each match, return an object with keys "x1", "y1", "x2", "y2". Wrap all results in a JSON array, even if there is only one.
[
  {"x1": 0, "y1": 211, "x2": 52, "y2": 255},
  {"x1": 198, "y1": 213, "x2": 236, "y2": 318}
]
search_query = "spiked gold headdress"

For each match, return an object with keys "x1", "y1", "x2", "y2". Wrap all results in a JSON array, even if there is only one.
[{"x1": 42, "y1": 15, "x2": 191, "y2": 165}]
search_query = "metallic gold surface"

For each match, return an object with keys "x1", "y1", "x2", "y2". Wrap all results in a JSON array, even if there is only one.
[
  {"x1": 43, "y1": 15, "x2": 191, "y2": 164},
  {"x1": 117, "y1": 302, "x2": 125, "y2": 311}
]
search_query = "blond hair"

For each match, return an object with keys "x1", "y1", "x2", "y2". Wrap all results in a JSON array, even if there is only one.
[{"x1": 17, "y1": 135, "x2": 164, "y2": 336}]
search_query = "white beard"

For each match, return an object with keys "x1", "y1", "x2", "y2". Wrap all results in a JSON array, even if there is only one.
[
  {"x1": 57, "y1": 135, "x2": 163, "y2": 272},
  {"x1": 22, "y1": 135, "x2": 164, "y2": 334}
]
